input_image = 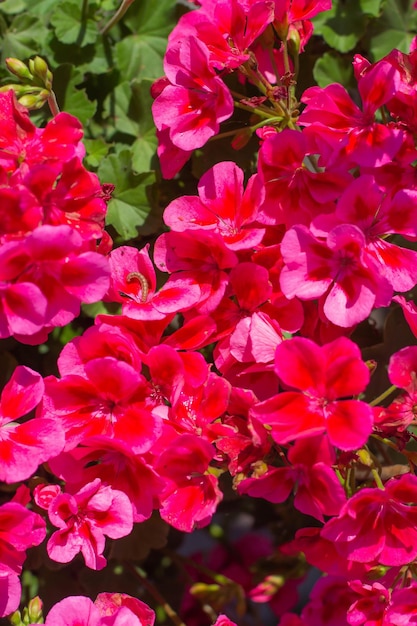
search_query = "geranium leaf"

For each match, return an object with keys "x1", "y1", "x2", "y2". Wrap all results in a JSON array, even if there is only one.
[
  {"x1": 98, "y1": 150, "x2": 156, "y2": 240},
  {"x1": 114, "y1": 0, "x2": 176, "y2": 80},
  {"x1": 313, "y1": 52, "x2": 354, "y2": 88},
  {"x1": 0, "y1": 14, "x2": 48, "y2": 61},
  {"x1": 51, "y1": 1, "x2": 98, "y2": 47}
]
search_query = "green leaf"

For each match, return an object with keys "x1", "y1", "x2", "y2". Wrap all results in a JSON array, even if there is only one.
[
  {"x1": 114, "y1": 0, "x2": 176, "y2": 81},
  {"x1": 26, "y1": 0, "x2": 59, "y2": 18},
  {"x1": 0, "y1": 14, "x2": 48, "y2": 62},
  {"x1": 53, "y1": 64, "x2": 97, "y2": 124},
  {"x1": 0, "y1": 0, "x2": 27, "y2": 15},
  {"x1": 103, "y1": 79, "x2": 157, "y2": 161},
  {"x1": 131, "y1": 133, "x2": 158, "y2": 173},
  {"x1": 51, "y1": 1, "x2": 98, "y2": 47},
  {"x1": 83, "y1": 138, "x2": 111, "y2": 169},
  {"x1": 313, "y1": 0, "x2": 367, "y2": 53},
  {"x1": 98, "y1": 150, "x2": 156, "y2": 240},
  {"x1": 360, "y1": 0, "x2": 384, "y2": 17},
  {"x1": 313, "y1": 52, "x2": 354, "y2": 88},
  {"x1": 368, "y1": 0, "x2": 417, "y2": 60}
]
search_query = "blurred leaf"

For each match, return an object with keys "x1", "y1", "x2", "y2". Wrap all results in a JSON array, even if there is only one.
[
  {"x1": 360, "y1": 0, "x2": 384, "y2": 17},
  {"x1": 368, "y1": 0, "x2": 417, "y2": 60},
  {"x1": 313, "y1": 52, "x2": 354, "y2": 88},
  {"x1": 98, "y1": 150, "x2": 156, "y2": 240},
  {"x1": 51, "y1": 1, "x2": 98, "y2": 47},
  {"x1": 114, "y1": 0, "x2": 176, "y2": 81},
  {"x1": 0, "y1": 14, "x2": 48, "y2": 62},
  {"x1": 103, "y1": 79, "x2": 157, "y2": 170},
  {"x1": 0, "y1": 0, "x2": 27, "y2": 15},
  {"x1": 313, "y1": 0, "x2": 367, "y2": 52},
  {"x1": 53, "y1": 64, "x2": 97, "y2": 124},
  {"x1": 84, "y1": 138, "x2": 111, "y2": 168}
]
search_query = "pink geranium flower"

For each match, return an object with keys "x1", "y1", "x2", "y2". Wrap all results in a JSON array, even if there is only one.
[
  {"x1": 44, "y1": 593, "x2": 155, "y2": 626},
  {"x1": 0, "y1": 90, "x2": 84, "y2": 176},
  {"x1": 0, "y1": 365, "x2": 64, "y2": 483},
  {"x1": 152, "y1": 36, "x2": 233, "y2": 153},
  {"x1": 0, "y1": 225, "x2": 109, "y2": 343},
  {"x1": 0, "y1": 496, "x2": 45, "y2": 617},
  {"x1": 107, "y1": 244, "x2": 200, "y2": 320},
  {"x1": 321, "y1": 474, "x2": 417, "y2": 566},
  {"x1": 251, "y1": 336, "x2": 373, "y2": 450},
  {"x1": 280, "y1": 223, "x2": 392, "y2": 327},
  {"x1": 42, "y1": 478, "x2": 133, "y2": 570},
  {"x1": 163, "y1": 162, "x2": 266, "y2": 250},
  {"x1": 40, "y1": 356, "x2": 162, "y2": 452}
]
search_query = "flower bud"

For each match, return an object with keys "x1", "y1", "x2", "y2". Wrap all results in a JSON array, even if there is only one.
[
  {"x1": 27, "y1": 596, "x2": 44, "y2": 623},
  {"x1": 5, "y1": 58, "x2": 33, "y2": 81},
  {"x1": 29, "y1": 56, "x2": 53, "y2": 89}
]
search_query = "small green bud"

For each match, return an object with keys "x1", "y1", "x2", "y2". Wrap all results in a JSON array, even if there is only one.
[
  {"x1": 9, "y1": 610, "x2": 24, "y2": 626},
  {"x1": 29, "y1": 57, "x2": 53, "y2": 90},
  {"x1": 27, "y1": 596, "x2": 44, "y2": 623},
  {"x1": 18, "y1": 91, "x2": 47, "y2": 110},
  {"x1": 5, "y1": 58, "x2": 33, "y2": 82}
]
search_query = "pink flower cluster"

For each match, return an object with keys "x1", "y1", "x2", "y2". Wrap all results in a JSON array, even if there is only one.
[
  {"x1": 0, "y1": 90, "x2": 110, "y2": 344},
  {"x1": 4, "y1": 1, "x2": 417, "y2": 624}
]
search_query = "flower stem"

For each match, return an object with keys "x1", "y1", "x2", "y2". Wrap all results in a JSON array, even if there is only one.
[
  {"x1": 47, "y1": 91, "x2": 60, "y2": 116},
  {"x1": 100, "y1": 0, "x2": 136, "y2": 35},
  {"x1": 369, "y1": 384, "x2": 397, "y2": 407}
]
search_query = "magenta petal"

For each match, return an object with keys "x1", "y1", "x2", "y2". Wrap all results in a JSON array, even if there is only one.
[
  {"x1": 45, "y1": 596, "x2": 101, "y2": 626},
  {"x1": 1, "y1": 365, "x2": 44, "y2": 419},
  {"x1": 251, "y1": 392, "x2": 325, "y2": 444},
  {"x1": 325, "y1": 400, "x2": 373, "y2": 450},
  {"x1": 275, "y1": 337, "x2": 324, "y2": 390}
]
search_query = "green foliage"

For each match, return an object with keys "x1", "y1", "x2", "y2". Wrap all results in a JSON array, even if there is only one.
[{"x1": 312, "y1": 0, "x2": 417, "y2": 91}]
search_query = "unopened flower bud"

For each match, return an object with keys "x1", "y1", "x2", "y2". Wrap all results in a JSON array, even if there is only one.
[
  {"x1": 5, "y1": 58, "x2": 33, "y2": 81},
  {"x1": 27, "y1": 596, "x2": 44, "y2": 623},
  {"x1": 29, "y1": 56, "x2": 53, "y2": 89}
]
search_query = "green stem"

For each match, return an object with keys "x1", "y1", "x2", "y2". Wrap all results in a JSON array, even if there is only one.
[
  {"x1": 100, "y1": 0, "x2": 136, "y2": 35},
  {"x1": 233, "y1": 100, "x2": 275, "y2": 119},
  {"x1": 369, "y1": 384, "x2": 397, "y2": 407},
  {"x1": 47, "y1": 91, "x2": 60, "y2": 116},
  {"x1": 81, "y1": 0, "x2": 89, "y2": 22},
  {"x1": 372, "y1": 468, "x2": 385, "y2": 490}
]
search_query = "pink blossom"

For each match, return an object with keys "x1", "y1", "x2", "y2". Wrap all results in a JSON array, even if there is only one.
[
  {"x1": 258, "y1": 128, "x2": 352, "y2": 227},
  {"x1": 107, "y1": 244, "x2": 200, "y2": 320},
  {"x1": 155, "y1": 434, "x2": 222, "y2": 531},
  {"x1": 0, "y1": 90, "x2": 84, "y2": 176},
  {"x1": 44, "y1": 594, "x2": 155, "y2": 626},
  {"x1": 321, "y1": 474, "x2": 417, "y2": 566},
  {"x1": 300, "y1": 59, "x2": 404, "y2": 167},
  {"x1": 45, "y1": 478, "x2": 134, "y2": 570},
  {"x1": 251, "y1": 336, "x2": 373, "y2": 449},
  {"x1": 0, "y1": 498, "x2": 45, "y2": 617},
  {"x1": 280, "y1": 223, "x2": 392, "y2": 327},
  {"x1": 0, "y1": 225, "x2": 109, "y2": 343},
  {"x1": 300, "y1": 576, "x2": 355, "y2": 626},
  {"x1": 238, "y1": 436, "x2": 346, "y2": 521},
  {"x1": 48, "y1": 436, "x2": 165, "y2": 522},
  {"x1": 347, "y1": 580, "x2": 390, "y2": 626},
  {"x1": 0, "y1": 365, "x2": 64, "y2": 483},
  {"x1": 212, "y1": 616, "x2": 238, "y2": 626},
  {"x1": 152, "y1": 37, "x2": 233, "y2": 152},
  {"x1": 385, "y1": 584, "x2": 417, "y2": 625},
  {"x1": 154, "y1": 230, "x2": 238, "y2": 314},
  {"x1": 163, "y1": 162, "x2": 266, "y2": 250},
  {"x1": 40, "y1": 356, "x2": 162, "y2": 452}
]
